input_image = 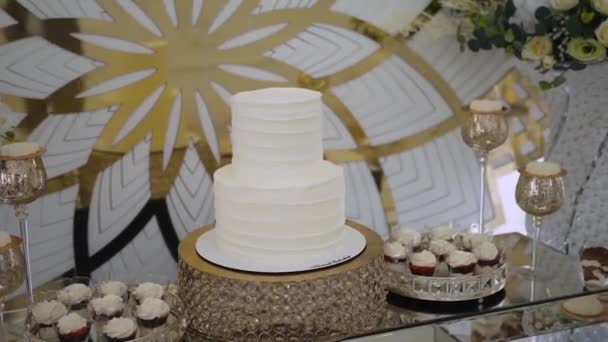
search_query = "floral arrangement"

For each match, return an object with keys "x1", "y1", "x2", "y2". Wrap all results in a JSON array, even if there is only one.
[{"x1": 439, "y1": 0, "x2": 608, "y2": 89}]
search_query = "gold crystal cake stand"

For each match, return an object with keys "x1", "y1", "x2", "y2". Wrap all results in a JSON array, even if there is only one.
[{"x1": 178, "y1": 220, "x2": 385, "y2": 341}]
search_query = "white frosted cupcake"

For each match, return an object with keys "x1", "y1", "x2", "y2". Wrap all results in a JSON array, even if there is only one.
[
  {"x1": 136, "y1": 298, "x2": 171, "y2": 328},
  {"x1": 431, "y1": 226, "x2": 454, "y2": 241},
  {"x1": 429, "y1": 240, "x2": 456, "y2": 261},
  {"x1": 393, "y1": 229, "x2": 422, "y2": 251},
  {"x1": 99, "y1": 281, "x2": 129, "y2": 299},
  {"x1": 103, "y1": 317, "x2": 138, "y2": 342},
  {"x1": 448, "y1": 251, "x2": 477, "y2": 276},
  {"x1": 473, "y1": 242, "x2": 500, "y2": 267},
  {"x1": 383, "y1": 241, "x2": 407, "y2": 263},
  {"x1": 57, "y1": 283, "x2": 92, "y2": 310},
  {"x1": 57, "y1": 313, "x2": 90, "y2": 342},
  {"x1": 32, "y1": 300, "x2": 68, "y2": 327},
  {"x1": 409, "y1": 250, "x2": 437, "y2": 276},
  {"x1": 90, "y1": 294, "x2": 125, "y2": 320},
  {"x1": 0, "y1": 231, "x2": 12, "y2": 248},
  {"x1": 133, "y1": 282, "x2": 164, "y2": 304},
  {"x1": 462, "y1": 233, "x2": 492, "y2": 251}
]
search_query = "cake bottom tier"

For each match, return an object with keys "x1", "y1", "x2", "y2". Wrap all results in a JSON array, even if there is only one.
[{"x1": 178, "y1": 221, "x2": 386, "y2": 341}]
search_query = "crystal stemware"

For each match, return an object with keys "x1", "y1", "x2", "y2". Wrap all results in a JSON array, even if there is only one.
[
  {"x1": 0, "y1": 235, "x2": 25, "y2": 340},
  {"x1": 461, "y1": 100, "x2": 509, "y2": 234},
  {"x1": 0, "y1": 143, "x2": 47, "y2": 305},
  {"x1": 515, "y1": 161, "x2": 566, "y2": 273}
]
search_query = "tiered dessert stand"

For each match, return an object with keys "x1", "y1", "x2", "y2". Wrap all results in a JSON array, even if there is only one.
[{"x1": 178, "y1": 220, "x2": 385, "y2": 341}]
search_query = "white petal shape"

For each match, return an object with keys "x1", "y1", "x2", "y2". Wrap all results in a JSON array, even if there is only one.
[
  {"x1": 77, "y1": 68, "x2": 156, "y2": 98},
  {"x1": 380, "y1": 130, "x2": 493, "y2": 229},
  {"x1": 219, "y1": 23, "x2": 287, "y2": 50},
  {"x1": 163, "y1": 91, "x2": 182, "y2": 169},
  {"x1": 219, "y1": 64, "x2": 287, "y2": 82},
  {"x1": 163, "y1": 0, "x2": 178, "y2": 27},
  {"x1": 117, "y1": 0, "x2": 162, "y2": 37},
  {"x1": 0, "y1": 185, "x2": 78, "y2": 288},
  {"x1": 194, "y1": 91, "x2": 220, "y2": 162},
  {"x1": 167, "y1": 142, "x2": 215, "y2": 239},
  {"x1": 28, "y1": 107, "x2": 115, "y2": 178},
  {"x1": 113, "y1": 83, "x2": 166, "y2": 144},
  {"x1": 0, "y1": 37, "x2": 98, "y2": 99},
  {"x1": 254, "y1": 0, "x2": 318, "y2": 13},
  {"x1": 209, "y1": 81, "x2": 231, "y2": 104},
  {"x1": 92, "y1": 218, "x2": 177, "y2": 282},
  {"x1": 265, "y1": 24, "x2": 379, "y2": 78},
  {"x1": 342, "y1": 161, "x2": 389, "y2": 239},
  {"x1": 208, "y1": 0, "x2": 242, "y2": 34},
  {"x1": 332, "y1": 56, "x2": 451, "y2": 145},
  {"x1": 71, "y1": 33, "x2": 155, "y2": 54},
  {"x1": 322, "y1": 104, "x2": 356, "y2": 150},
  {"x1": 88, "y1": 136, "x2": 151, "y2": 255},
  {"x1": 192, "y1": 0, "x2": 203, "y2": 25}
]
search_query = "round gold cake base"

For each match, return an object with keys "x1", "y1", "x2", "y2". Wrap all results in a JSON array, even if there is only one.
[{"x1": 178, "y1": 220, "x2": 385, "y2": 341}]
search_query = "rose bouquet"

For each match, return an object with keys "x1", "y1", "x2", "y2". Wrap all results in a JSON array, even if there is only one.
[{"x1": 439, "y1": 0, "x2": 608, "y2": 89}]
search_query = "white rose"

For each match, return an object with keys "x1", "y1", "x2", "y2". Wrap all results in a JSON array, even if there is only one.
[
  {"x1": 592, "y1": 0, "x2": 608, "y2": 15},
  {"x1": 550, "y1": 0, "x2": 579, "y2": 11},
  {"x1": 522, "y1": 36, "x2": 553, "y2": 61},
  {"x1": 596, "y1": 20, "x2": 608, "y2": 46}
]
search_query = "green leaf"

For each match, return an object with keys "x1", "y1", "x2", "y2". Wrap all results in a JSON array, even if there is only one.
[
  {"x1": 552, "y1": 76, "x2": 567, "y2": 87},
  {"x1": 504, "y1": 30, "x2": 515, "y2": 43},
  {"x1": 505, "y1": 45, "x2": 515, "y2": 55},
  {"x1": 539, "y1": 81, "x2": 553, "y2": 91},
  {"x1": 581, "y1": 11, "x2": 595, "y2": 24}
]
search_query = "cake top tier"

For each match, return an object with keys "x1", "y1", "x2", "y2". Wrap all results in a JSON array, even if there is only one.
[{"x1": 232, "y1": 87, "x2": 321, "y2": 107}]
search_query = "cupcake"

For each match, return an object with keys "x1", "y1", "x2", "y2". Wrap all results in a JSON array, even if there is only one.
[
  {"x1": 103, "y1": 317, "x2": 138, "y2": 342},
  {"x1": 57, "y1": 283, "x2": 92, "y2": 310},
  {"x1": 473, "y1": 241, "x2": 500, "y2": 267},
  {"x1": 90, "y1": 294, "x2": 125, "y2": 320},
  {"x1": 393, "y1": 229, "x2": 422, "y2": 251},
  {"x1": 429, "y1": 240, "x2": 456, "y2": 261},
  {"x1": 383, "y1": 241, "x2": 407, "y2": 263},
  {"x1": 133, "y1": 282, "x2": 164, "y2": 304},
  {"x1": 462, "y1": 232, "x2": 492, "y2": 251},
  {"x1": 409, "y1": 250, "x2": 437, "y2": 276},
  {"x1": 32, "y1": 300, "x2": 68, "y2": 327},
  {"x1": 0, "y1": 231, "x2": 12, "y2": 248},
  {"x1": 448, "y1": 250, "x2": 477, "y2": 276},
  {"x1": 431, "y1": 226, "x2": 454, "y2": 241},
  {"x1": 57, "y1": 313, "x2": 90, "y2": 342},
  {"x1": 99, "y1": 281, "x2": 129, "y2": 299},
  {"x1": 136, "y1": 298, "x2": 171, "y2": 328}
]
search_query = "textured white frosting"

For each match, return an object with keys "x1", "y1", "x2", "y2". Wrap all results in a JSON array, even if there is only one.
[
  {"x1": 57, "y1": 313, "x2": 87, "y2": 334},
  {"x1": 32, "y1": 300, "x2": 67, "y2": 325},
  {"x1": 462, "y1": 233, "x2": 492, "y2": 250},
  {"x1": 431, "y1": 226, "x2": 454, "y2": 241},
  {"x1": 103, "y1": 318, "x2": 137, "y2": 339},
  {"x1": 447, "y1": 251, "x2": 477, "y2": 267},
  {"x1": 57, "y1": 284, "x2": 92, "y2": 306},
  {"x1": 0, "y1": 142, "x2": 39, "y2": 157},
  {"x1": 0, "y1": 232, "x2": 11, "y2": 247},
  {"x1": 383, "y1": 241, "x2": 406, "y2": 259},
  {"x1": 394, "y1": 229, "x2": 421, "y2": 247},
  {"x1": 214, "y1": 88, "x2": 346, "y2": 260},
  {"x1": 429, "y1": 240, "x2": 456, "y2": 256},
  {"x1": 133, "y1": 282, "x2": 164, "y2": 301},
  {"x1": 90, "y1": 295, "x2": 124, "y2": 316},
  {"x1": 473, "y1": 242, "x2": 499, "y2": 261},
  {"x1": 136, "y1": 298, "x2": 170, "y2": 320},
  {"x1": 410, "y1": 250, "x2": 436, "y2": 267},
  {"x1": 99, "y1": 281, "x2": 128, "y2": 297},
  {"x1": 526, "y1": 161, "x2": 561, "y2": 176}
]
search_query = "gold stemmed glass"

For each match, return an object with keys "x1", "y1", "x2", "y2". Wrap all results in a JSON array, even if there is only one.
[
  {"x1": 515, "y1": 161, "x2": 566, "y2": 273},
  {"x1": 0, "y1": 235, "x2": 26, "y2": 339},
  {"x1": 0, "y1": 143, "x2": 47, "y2": 305},
  {"x1": 461, "y1": 100, "x2": 509, "y2": 234}
]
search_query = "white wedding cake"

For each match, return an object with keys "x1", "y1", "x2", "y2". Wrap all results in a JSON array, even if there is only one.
[{"x1": 213, "y1": 87, "x2": 346, "y2": 261}]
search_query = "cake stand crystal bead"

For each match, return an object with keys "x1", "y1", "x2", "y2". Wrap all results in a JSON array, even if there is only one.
[{"x1": 0, "y1": 143, "x2": 47, "y2": 305}]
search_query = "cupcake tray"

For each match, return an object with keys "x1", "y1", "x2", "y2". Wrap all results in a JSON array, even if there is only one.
[{"x1": 385, "y1": 255, "x2": 508, "y2": 302}]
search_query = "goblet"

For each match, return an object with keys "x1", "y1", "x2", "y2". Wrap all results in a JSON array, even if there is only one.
[
  {"x1": 515, "y1": 161, "x2": 566, "y2": 273},
  {"x1": 0, "y1": 235, "x2": 25, "y2": 339},
  {"x1": 461, "y1": 100, "x2": 509, "y2": 234},
  {"x1": 0, "y1": 143, "x2": 47, "y2": 305}
]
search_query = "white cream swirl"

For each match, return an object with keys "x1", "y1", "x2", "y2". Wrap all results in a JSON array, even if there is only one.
[
  {"x1": 99, "y1": 281, "x2": 128, "y2": 297},
  {"x1": 429, "y1": 240, "x2": 456, "y2": 256},
  {"x1": 462, "y1": 233, "x2": 492, "y2": 250},
  {"x1": 410, "y1": 250, "x2": 436, "y2": 267},
  {"x1": 133, "y1": 282, "x2": 164, "y2": 302},
  {"x1": 393, "y1": 229, "x2": 421, "y2": 247},
  {"x1": 0, "y1": 232, "x2": 11, "y2": 247},
  {"x1": 32, "y1": 300, "x2": 67, "y2": 325},
  {"x1": 103, "y1": 318, "x2": 137, "y2": 339},
  {"x1": 431, "y1": 226, "x2": 454, "y2": 241},
  {"x1": 447, "y1": 250, "x2": 477, "y2": 268},
  {"x1": 57, "y1": 283, "x2": 92, "y2": 306},
  {"x1": 473, "y1": 242, "x2": 499, "y2": 261},
  {"x1": 383, "y1": 241, "x2": 406, "y2": 259},
  {"x1": 57, "y1": 313, "x2": 87, "y2": 334},
  {"x1": 90, "y1": 295, "x2": 124, "y2": 316},
  {"x1": 136, "y1": 298, "x2": 170, "y2": 320}
]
